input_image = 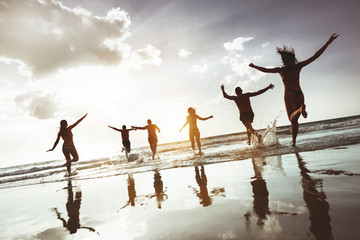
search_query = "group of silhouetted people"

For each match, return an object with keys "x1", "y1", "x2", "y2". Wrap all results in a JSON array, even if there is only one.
[{"x1": 47, "y1": 34, "x2": 338, "y2": 174}]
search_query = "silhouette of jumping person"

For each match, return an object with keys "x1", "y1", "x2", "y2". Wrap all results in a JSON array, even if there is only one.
[
  {"x1": 221, "y1": 84, "x2": 274, "y2": 145},
  {"x1": 52, "y1": 179, "x2": 97, "y2": 235},
  {"x1": 179, "y1": 107, "x2": 213, "y2": 154},
  {"x1": 132, "y1": 119, "x2": 160, "y2": 160},
  {"x1": 108, "y1": 125, "x2": 136, "y2": 159},
  {"x1": 249, "y1": 33, "x2": 339, "y2": 146},
  {"x1": 47, "y1": 113, "x2": 87, "y2": 174}
]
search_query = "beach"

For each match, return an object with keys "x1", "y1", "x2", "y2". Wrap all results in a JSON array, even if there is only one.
[{"x1": 1, "y1": 116, "x2": 360, "y2": 240}]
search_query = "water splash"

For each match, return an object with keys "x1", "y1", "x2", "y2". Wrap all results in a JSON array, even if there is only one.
[{"x1": 253, "y1": 119, "x2": 279, "y2": 148}]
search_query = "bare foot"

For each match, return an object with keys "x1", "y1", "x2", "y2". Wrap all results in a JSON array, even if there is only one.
[
  {"x1": 247, "y1": 138, "x2": 251, "y2": 145},
  {"x1": 301, "y1": 104, "x2": 308, "y2": 118},
  {"x1": 257, "y1": 134, "x2": 262, "y2": 143}
]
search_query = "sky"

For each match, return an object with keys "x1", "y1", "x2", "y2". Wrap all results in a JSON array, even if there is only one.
[{"x1": 0, "y1": 0, "x2": 359, "y2": 167}]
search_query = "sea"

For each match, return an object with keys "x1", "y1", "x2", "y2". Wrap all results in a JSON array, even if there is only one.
[{"x1": 1, "y1": 115, "x2": 360, "y2": 190}]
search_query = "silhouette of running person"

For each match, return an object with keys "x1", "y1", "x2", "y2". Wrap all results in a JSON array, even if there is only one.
[
  {"x1": 108, "y1": 125, "x2": 136, "y2": 159},
  {"x1": 179, "y1": 107, "x2": 213, "y2": 154},
  {"x1": 221, "y1": 84, "x2": 274, "y2": 145},
  {"x1": 249, "y1": 33, "x2": 339, "y2": 146},
  {"x1": 132, "y1": 119, "x2": 160, "y2": 160},
  {"x1": 47, "y1": 113, "x2": 87, "y2": 174}
]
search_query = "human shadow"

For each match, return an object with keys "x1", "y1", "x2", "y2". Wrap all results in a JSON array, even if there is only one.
[
  {"x1": 52, "y1": 179, "x2": 98, "y2": 235},
  {"x1": 295, "y1": 152, "x2": 333, "y2": 240}
]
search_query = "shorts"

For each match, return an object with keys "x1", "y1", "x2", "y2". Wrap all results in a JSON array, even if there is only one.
[
  {"x1": 122, "y1": 140, "x2": 131, "y2": 152},
  {"x1": 240, "y1": 111, "x2": 254, "y2": 124}
]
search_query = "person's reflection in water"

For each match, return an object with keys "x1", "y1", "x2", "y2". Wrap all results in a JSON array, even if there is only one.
[
  {"x1": 189, "y1": 164, "x2": 225, "y2": 207},
  {"x1": 248, "y1": 158, "x2": 270, "y2": 228},
  {"x1": 153, "y1": 169, "x2": 168, "y2": 209},
  {"x1": 296, "y1": 152, "x2": 332, "y2": 240},
  {"x1": 127, "y1": 173, "x2": 136, "y2": 206},
  {"x1": 194, "y1": 164, "x2": 212, "y2": 207},
  {"x1": 52, "y1": 179, "x2": 97, "y2": 235},
  {"x1": 245, "y1": 157, "x2": 296, "y2": 230},
  {"x1": 120, "y1": 173, "x2": 137, "y2": 209}
]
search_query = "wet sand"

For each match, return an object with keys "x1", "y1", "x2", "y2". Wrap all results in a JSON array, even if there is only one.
[{"x1": 1, "y1": 144, "x2": 360, "y2": 240}]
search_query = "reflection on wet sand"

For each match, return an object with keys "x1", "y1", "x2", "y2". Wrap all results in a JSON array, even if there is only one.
[
  {"x1": 189, "y1": 164, "x2": 225, "y2": 207},
  {"x1": 295, "y1": 152, "x2": 333, "y2": 240},
  {"x1": 120, "y1": 174, "x2": 137, "y2": 209},
  {"x1": 245, "y1": 157, "x2": 297, "y2": 230},
  {"x1": 153, "y1": 169, "x2": 167, "y2": 209},
  {"x1": 52, "y1": 179, "x2": 98, "y2": 235},
  {"x1": 245, "y1": 158, "x2": 270, "y2": 228}
]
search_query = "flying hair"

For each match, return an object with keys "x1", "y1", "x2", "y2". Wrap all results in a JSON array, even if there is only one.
[{"x1": 276, "y1": 45, "x2": 298, "y2": 66}]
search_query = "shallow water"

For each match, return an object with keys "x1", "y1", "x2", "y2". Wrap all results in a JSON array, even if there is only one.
[{"x1": 1, "y1": 115, "x2": 360, "y2": 190}]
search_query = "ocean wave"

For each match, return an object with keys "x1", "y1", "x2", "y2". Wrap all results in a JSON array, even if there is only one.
[{"x1": 1, "y1": 115, "x2": 359, "y2": 189}]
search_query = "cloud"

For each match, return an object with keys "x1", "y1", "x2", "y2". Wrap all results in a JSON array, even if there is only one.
[
  {"x1": 0, "y1": 0, "x2": 132, "y2": 76},
  {"x1": 221, "y1": 53, "x2": 265, "y2": 90},
  {"x1": 224, "y1": 37, "x2": 254, "y2": 51},
  {"x1": 262, "y1": 42, "x2": 270, "y2": 48},
  {"x1": 128, "y1": 44, "x2": 162, "y2": 70},
  {"x1": 178, "y1": 48, "x2": 192, "y2": 58},
  {"x1": 191, "y1": 60, "x2": 209, "y2": 74},
  {"x1": 15, "y1": 91, "x2": 59, "y2": 119}
]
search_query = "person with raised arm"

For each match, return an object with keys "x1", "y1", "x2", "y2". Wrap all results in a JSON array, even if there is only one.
[
  {"x1": 221, "y1": 84, "x2": 274, "y2": 145},
  {"x1": 108, "y1": 125, "x2": 136, "y2": 159},
  {"x1": 179, "y1": 107, "x2": 213, "y2": 154},
  {"x1": 249, "y1": 33, "x2": 339, "y2": 146},
  {"x1": 47, "y1": 113, "x2": 87, "y2": 175},
  {"x1": 132, "y1": 119, "x2": 160, "y2": 160}
]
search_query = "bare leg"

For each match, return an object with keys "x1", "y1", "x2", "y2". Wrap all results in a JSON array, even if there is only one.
[
  {"x1": 301, "y1": 104, "x2": 307, "y2": 118},
  {"x1": 189, "y1": 132, "x2": 196, "y2": 152},
  {"x1": 195, "y1": 131, "x2": 202, "y2": 154},
  {"x1": 286, "y1": 92, "x2": 307, "y2": 146},
  {"x1": 291, "y1": 121, "x2": 299, "y2": 146},
  {"x1": 246, "y1": 129, "x2": 251, "y2": 145},
  {"x1": 150, "y1": 142, "x2": 157, "y2": 160},
  {"x1": 63, "y1": 149, "x2": 72, "y2": 174},
  {"x1": 70, "y1": 147, "x2": 79, "y2": 162},
  {"x1": 66, "y1": 159, "x2": 71, "y2": 174},
  {"x1": 289, "y1": 106, "x2": 305, "y2": 146},
  {"x1": 244, "y1": 122, "x2": 261, "y2": 144},
  {"x1": 196, "y1": 136, "x2": 202, "y2": 154}
]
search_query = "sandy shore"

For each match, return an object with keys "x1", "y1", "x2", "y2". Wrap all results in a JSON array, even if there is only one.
[{"x1": 1, "y1": 144, "x2": 360, "y2": 240}]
